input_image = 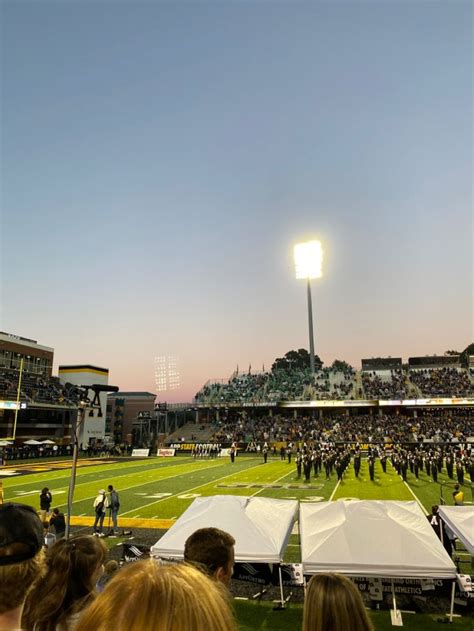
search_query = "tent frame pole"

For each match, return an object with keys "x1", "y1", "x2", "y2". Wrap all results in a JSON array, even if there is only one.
[
  {"x1": 449, "y1": 580, "x2": 455, "y2": 623},
  {"x1": 278, "y1": 565, "x2": 285, "y2": 607},
  {"x1": 391, "y1": 579, "x2": 398, "y2": 618}
]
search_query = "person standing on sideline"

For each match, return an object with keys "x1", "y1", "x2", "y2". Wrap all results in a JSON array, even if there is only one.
[
  {"x1": 93, "y1": 489, "x2": 109, "y2": 536},
  {"x1": 39, "y1": 487, "x2": 52, "y2": 525},
  {"x1": 49, "y1": 507, "x2": 66, "y2": 539},
  {"x1": 452, "y1": 484, "x2": 464, "y2": 506},
  {"x1": 107, "y1": 485, "x2": 120, "y2": 535}
]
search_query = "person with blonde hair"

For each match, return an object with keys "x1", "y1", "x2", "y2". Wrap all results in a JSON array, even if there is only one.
[
  {"x1": 22, "y1": 535, "x2": 107, "y2": 631},
  {"x1": 75, "y1": 559, "x2": 236, "y2": 631},
  {"x1": 303, "y1": 573, "x2": 374, "y2": 631}
]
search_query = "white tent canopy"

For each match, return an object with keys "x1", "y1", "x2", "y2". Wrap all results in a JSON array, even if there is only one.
[
  {"x1": 151, "y1": 495, "x2": 298, "y2": 563},
  {"x1": 438, "y1": 506, "x2": 474, "y2": 555},
  {"x1": 23, "y1": 439, "x2": 42, "y2": 445},
  {"x1": 301, "y1": 500, "x2": 457, "y2": 579}
]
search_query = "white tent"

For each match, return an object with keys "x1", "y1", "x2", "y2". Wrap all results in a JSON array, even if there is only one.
[
  {"x1": 151, "y1": 495, "x2": 298, "y2": 563},
  {"x1": 41, "y1": 439, "x2": 56, "y2": 445},
  {"x1": 300, "y1": 500, "x2": 457, "y2": 578},
  {"x1": 23, "y1": 439, "x2": 42, "y2": 445},
  {"x1": 438, "y1": 506, "x2": 474, "y2": 555}
]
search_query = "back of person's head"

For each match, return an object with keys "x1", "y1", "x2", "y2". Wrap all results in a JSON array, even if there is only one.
[
  {"x1": 22, "y1": 535, "x2": 107, "y2": 631},
  {"x1": 75, "y1": 560, "x2": 236, "y2": 631},
  {"x1": 52, "y1": 508, "x2": 60, "y2": 516},
  {"x1": 0, "y1": 503, "x2": 45, "y2": 615},
  {"x1": 303, "y1": 573, "x2": 374, "y2": 631},
  {"x1": 104, "y1": 559, "x2": 119, "y2": 577},
  {"x1": 184, "y1": 527, "x2": 235, "y2": 585}
]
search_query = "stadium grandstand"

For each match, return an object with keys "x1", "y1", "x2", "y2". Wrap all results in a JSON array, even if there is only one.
[{"x1": 1, "y1": 333, "x2": 473, "y2": 449}]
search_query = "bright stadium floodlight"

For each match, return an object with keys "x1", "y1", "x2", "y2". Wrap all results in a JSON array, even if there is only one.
[
  {"x1": 294, "y1": 240, "x2": 323, "y2": 280},
  {"x1": 293, "y1": 240, "x2": 324, "y2": 374}
]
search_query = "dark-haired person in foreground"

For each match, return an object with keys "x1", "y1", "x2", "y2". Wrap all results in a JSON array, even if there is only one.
[
  {"x1": 0, "y1": 503, "x2": 45, "y2": 631},
  {"x1": 184, "y1": 527, "x2": 235, "y2": 586}
]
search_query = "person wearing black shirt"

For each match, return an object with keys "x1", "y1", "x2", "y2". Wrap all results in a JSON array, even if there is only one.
[
  {"x1": 39, "y1": 487, "x2": 52, "y2": 525},
  {"x1": 49, "y1": 508, "x2": 66, "y2": 539}
]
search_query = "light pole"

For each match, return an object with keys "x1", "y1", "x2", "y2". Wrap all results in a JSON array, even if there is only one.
[{"x1": 294, "y1": 240, "x2": 323, "y2": 374}]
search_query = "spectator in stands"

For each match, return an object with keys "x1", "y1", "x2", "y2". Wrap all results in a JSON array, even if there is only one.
[
  {"x1": 22, "y1": 535, "x2": 107, "y2": 631},
  {"x1": 0, "y1": 503, "x2": 45, "y2": 631},
  {"x1": 75, "y1": 560, "x2": 236, "y2": 631},
  {"x1": 303, "y1": 573, "x2": 374, "y2": 631},
  {"x1": 184, "y1": 527, "x2": 235, "y2": 586}
]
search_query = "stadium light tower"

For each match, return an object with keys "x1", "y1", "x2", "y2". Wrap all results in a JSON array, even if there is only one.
[{"x1": 294, "y1": 240, "x2": 323, "y2": 374}]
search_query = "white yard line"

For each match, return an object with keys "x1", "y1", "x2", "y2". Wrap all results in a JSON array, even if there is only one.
[
  {"x1": 402, "y1": 480, "x2": 428, "y2": 514},
  {"x1": 120, "y1": 461, "x2": 268, "y2": 516},
  {"x1": 329, "y1": 479, "x2": 341, "y2": 502},
  {"x1": 250, "y1": 469, "x2": 296, "y2": 497},
  {"x1": 51, "y1": 462, "x2": 225, "y2": 509},
  {"x1": 4, "y1": 457, "x2": 196, "y2": 489}
]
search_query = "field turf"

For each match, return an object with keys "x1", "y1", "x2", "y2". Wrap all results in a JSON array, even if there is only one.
[
  {"x1": 2, "y1": 453, "x2": 472, "y2": 521},
  {"x1": 2, "y1": 454, "x2": 472, "y2": 629}
]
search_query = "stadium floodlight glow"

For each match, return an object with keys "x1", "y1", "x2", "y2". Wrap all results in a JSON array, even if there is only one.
[
  {"x1": 294, "y1": 240, "x2": 323, "y2": 279},
  {"x1": 293, "y1": 239, "x2": 324, "y2": 375}
]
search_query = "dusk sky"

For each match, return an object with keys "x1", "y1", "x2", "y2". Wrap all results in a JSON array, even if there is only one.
[{"x1": 1, "y1": 1, "x2": 472, "y2": 402}]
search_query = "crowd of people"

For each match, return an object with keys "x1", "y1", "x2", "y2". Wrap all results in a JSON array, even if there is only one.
[
  {"x1": 195, "y1": 366, "x2": 361, "y2": 404},
  {"x1": 0, "y1": 506, "x2": 375, "y2": 631},
  {"x1": 0, "y1": 369, "x2": 72, "y2": 406},
  {"x1": 211, "y1": 408, "x2": 473, "y2": 446},
  {"x1": 195, "y1": 365, "x2": 473, "y2": 404},
  {"x1": 409, "y1": 367, "x2": 473, "y2": 397},
  {"x1": 277, "y1": 441, "x2": 474, "y2": 491},
  {"x1": 361, "y1": 369, "x2": 409, "y2": 399}
]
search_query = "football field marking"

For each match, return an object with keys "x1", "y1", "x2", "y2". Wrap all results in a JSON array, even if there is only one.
[
  {"x1": 329, "y1": 479, "x2": 341, "y2": 502},
  {"x1": 120, "y1": 460, "x2": 274, "y2": 516},
  {"x1": 4, "y1": 459, "x2": 228, "y2": 511},
  {"x1": 250, "y1": 468, "x2": 297, "y2": 497},
  {"x1": 402, "y1": 480, "x2": 428, "y2": 514},
  {"x1": 50, "y1": 461, "x2": 226, "y2": 510}
]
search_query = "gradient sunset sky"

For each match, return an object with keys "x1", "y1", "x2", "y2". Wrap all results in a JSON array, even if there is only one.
[{"x1": 2, "y1": 1, "x2": 472, "y2": 402}]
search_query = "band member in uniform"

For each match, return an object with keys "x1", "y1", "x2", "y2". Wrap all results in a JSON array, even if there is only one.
[
  {"x1": 368, "y1": 456, "x2": 375, "y2": 481},
  {"x1": 296, "y1": 453, "x2": 302, "y2": 479},
  {"x1": 354, "y1": 451, "x2": 361, "y2": 478},
  {"x1": 303, "y1": 455, "x2": 312, "y2": 482}
]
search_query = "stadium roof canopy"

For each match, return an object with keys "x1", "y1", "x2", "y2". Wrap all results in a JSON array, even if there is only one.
[
  {"x1": 150, "y1": 495, "x2": 298, "y2": 563},
  {"x1": 300, "y1": 500, "x2": 457, "y2": 579},
  {"x1": 438, "y1": 506, "x2": 474, "y2": 555}
]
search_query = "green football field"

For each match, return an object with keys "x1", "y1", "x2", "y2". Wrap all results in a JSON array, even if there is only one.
[{"x1": 2, "y1": 453, "x2": 472, "y2": 523}]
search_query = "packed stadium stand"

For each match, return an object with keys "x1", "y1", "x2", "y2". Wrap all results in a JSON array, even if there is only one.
[{"x1": 195, "y1": 360, "x2": 473, "y2": 404}]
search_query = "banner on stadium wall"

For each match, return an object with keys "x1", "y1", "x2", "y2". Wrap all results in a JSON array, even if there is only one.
[
  {"x1": 157, "y1": 449, "x2": 175, "y2": 457},
  {"x1": 233, "y1": 563, "x2": 304, "y2": 586},
  {"x1": 122, "y1": 543, "x2": 150, "y2": 563},
  {"x1": 350, "y1": 577, "x2": 472, "y2": 602},
  {"x1": 131, "y1": 449, "x2": 150, "y2": 457},
  {"x1": 380, "y1": 398, "x2": 474, "y2": 407}
]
